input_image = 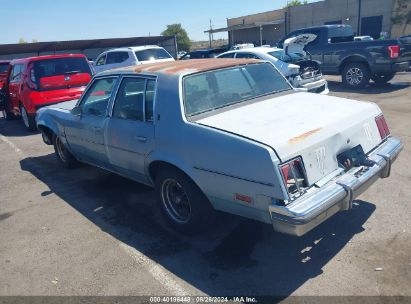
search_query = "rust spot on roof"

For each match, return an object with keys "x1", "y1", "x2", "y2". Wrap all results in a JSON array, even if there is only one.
[
  {"x1": 288, "y1": 128, "x2": 321, "y2": 145},
  {"x1": 115, "y1": 58, "x2": 261, "y2": 76}
]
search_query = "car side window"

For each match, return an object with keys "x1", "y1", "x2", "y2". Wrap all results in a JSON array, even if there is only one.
[
  {"x1": 96, "y1": 54, "x2": 106, "y2": 66},
  {"x1": 236, "y1": 53, "x2": 260, "y2": 59},
  {"x1": 113, "y1": 77, "x2": 146, "y2": 121},
  {"x1": 145, "y1": 79, "x2": 156, "y2": 122},
  {"x1": 80, "y1": 77, "x2": 116, "y2": 117},
  {"x1": 10, "y1": 64, "x2": 22, "y2": 82},
  {"x1": 218, "y1": 53, "x2": 235, "y2": 58},
  {"x1": 106, "y1": 52, "x2": 130, "y2": 64}
]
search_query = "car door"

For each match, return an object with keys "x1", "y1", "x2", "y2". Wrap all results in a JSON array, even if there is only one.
[
  {"x1": 105, "y1": 76, "x2": 156, "y2": 184},
  {"x1": 64, "y1": 76, "x2": 118, "y2": 168},
  {"x1": 8, "y1": 64, "x2": 23, "y2": 113}
]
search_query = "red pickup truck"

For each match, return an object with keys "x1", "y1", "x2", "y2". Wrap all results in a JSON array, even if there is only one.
[{"x1": 0, "y1": 54, "x2": 92, "y2": 130}]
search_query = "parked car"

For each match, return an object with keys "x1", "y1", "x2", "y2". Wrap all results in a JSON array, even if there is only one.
[
  {"x1": 354, "y1": 36, "x2": 374, "y2": 41},
  {"x1": 399, "y1": 34, "x2": 411, "y2": 71},
  {"x1": 93, "y1": 46, "x2": 174, "y2": 73},
  {"x1": 36, "y1": 59, "x2": 402, "y2": 236},
  {"x1": 218, "y1": 38, "x2": 329, "y2": 94},
  {"x1": 277, "y1": 24, "x2": 411, "y2": 88},
  {"x1": 230, "y1": 43, "x2": 255, "y2": 50},
  {"x1": 0, "y1": 60, "x2": 10, "y2": 90},
  {"x1": 180, "y1": 48, "x2": 227, "y2": 60},
  {"x1": 0, "y1": 54, "x2": 92, "y2": 130}
]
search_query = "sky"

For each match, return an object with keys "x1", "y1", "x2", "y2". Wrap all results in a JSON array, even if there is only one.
[{"x1": 0, "y1": 0, "x2": 317, "y2": 44}]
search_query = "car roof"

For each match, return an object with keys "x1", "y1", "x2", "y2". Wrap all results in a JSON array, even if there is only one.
[
  {"x1": 99, "y1": 58, "x2": 262, "y2": 77},
  {"x1": 106, "y1": 45, "x2": 164, "y2": 53},
  {"x1": 0, "y1": 60, "x2": 11, "y2": 63},
  {"x1": 10, "y1": 54, "x2": 87, "y2": 64}
]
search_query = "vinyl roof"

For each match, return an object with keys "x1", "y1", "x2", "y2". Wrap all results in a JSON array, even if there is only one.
[
  {"x1": 100, "y1": 58, "x2": 262, "y2": 77},
  {"x1": 0, "y1": 36, "x2": 175, "y2": 56}
]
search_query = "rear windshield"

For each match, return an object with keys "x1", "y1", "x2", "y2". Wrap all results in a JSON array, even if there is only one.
[
  {"x1": 0, "y1": 63, "x2": 9, "y2": 73},
  {"x1": 183, "y1": 63, "x2": 291, "y2": 116},
  {"x1": 33, "y1": 57, "x2": 92, "y2": 78},
  {"x1": 135, "y1": 48, "x2": 172, "y2": 61}
]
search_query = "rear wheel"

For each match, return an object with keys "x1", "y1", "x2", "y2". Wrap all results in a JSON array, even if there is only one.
[
  {"x1": 155, "y1": 166, "x2": 215, "y2": 234},
  {"x1": 20, "y1": 105, "x2": 36, "y2": 131},
  {"x1": 371, "y1": 72, "x2": 395, "y2": 85},
  {"x1": 342, "y1": 62, "x2": 371, "y2": 89},
  {"x1": 53, "y1": 135, "x2": 79, "y2": 169}
]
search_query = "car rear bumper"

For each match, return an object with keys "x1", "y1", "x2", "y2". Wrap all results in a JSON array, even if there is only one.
[
  {"x1": 393, "y1": 61, "x2": 410, "y2": 72},
  {"x1": 269, "y1": 136, "x2": 403, "y2": 236}
]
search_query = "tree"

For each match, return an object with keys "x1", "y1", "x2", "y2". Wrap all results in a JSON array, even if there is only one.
[
  {"x1": 161, "y1": 24, "x2": 191, "y2": 52},
  {"x1": 284, "y1": 0, "x2": 308, "y2": 7},
  {"x1": 31, "y1": 39, "x2": 38, "y2": 43},
  {"x1": 18, "y1": 37, "x2": 27, "y2": 44}
]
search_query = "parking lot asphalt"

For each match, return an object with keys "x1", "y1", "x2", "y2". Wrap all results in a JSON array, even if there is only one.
[{"x1": 1, "y1": 74, "x2": 410, "y2": 298}]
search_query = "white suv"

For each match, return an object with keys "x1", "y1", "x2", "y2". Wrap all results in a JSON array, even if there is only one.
[{"x1": 93, "y1": 45, "x2": 174, "y2": 73}]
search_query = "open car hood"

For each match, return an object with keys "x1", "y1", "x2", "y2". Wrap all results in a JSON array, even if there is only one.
[{"x1": 284, "y1": 34, "x2": 317, "y2": 57}]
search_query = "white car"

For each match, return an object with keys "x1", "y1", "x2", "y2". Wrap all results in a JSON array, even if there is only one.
[
  {"x1": 93, "y1": 45, "x2": 174, "y2": 74},
  {"x1": 218, "y1": 35, "x2": 328, "y2": 94},
  {"x1": 354, "y1": 36, "x2": 374, "y2": 41}
]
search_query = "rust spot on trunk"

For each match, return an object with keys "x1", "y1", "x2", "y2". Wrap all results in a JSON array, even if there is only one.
[{"x1": 288, "y1": 128, "x2": 321, "y2": 144}]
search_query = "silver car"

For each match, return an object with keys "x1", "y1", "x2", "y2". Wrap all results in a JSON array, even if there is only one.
[{"x1": 36, "y1": 59, "x2": 402, "y2": 236}]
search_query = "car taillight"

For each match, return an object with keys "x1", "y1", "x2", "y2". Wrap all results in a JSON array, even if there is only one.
[
  {"x1": 279, "y1": 157, "x2": 307, "y2": 198},
  {"x1": 388, "y1": 45, "x2": 400, "y2": 59},
  {"x1": 375, "y1": 115, "x2": 390, "y2": 140}
]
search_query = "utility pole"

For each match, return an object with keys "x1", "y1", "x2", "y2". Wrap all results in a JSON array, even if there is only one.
[
  {"x1": 357, "y1": 0, "x2": 362, "y2": 35},
  {"x1": 209, "y1": 19, "x2": 213, "y2": 48}
]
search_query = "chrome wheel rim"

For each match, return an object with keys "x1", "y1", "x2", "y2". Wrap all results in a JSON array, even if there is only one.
[
  {"x1": 55, "y1": 137, "x2": 67, "y2": 163},
  {"x1": 346, "y1": 68, "x2": 363, "y2": 85},
  {"x1": 21, "y1": 107, "x2": 29, "y2": 128},
  {"x1": 161, "y1": 178, "x2": 191, "y2": 224}
]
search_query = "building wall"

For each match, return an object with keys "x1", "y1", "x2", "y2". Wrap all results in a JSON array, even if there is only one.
[{"x1": 226, "y1": 0, "x2": 402, "y2": 46}]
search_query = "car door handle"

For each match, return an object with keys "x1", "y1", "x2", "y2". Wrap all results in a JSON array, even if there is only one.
[{"x1": 136, "y1": 136, "x2": 147, "y2": 143}]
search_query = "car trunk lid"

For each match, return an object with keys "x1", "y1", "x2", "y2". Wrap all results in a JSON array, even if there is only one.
[{"x1": 196, "y1": 92, "x2": 383, "y2": 185}]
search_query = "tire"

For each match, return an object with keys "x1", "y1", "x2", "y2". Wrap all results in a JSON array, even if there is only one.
[
  {"x1": 53, "y1": 135, "x2": 79, "y2": 169},
  {"x1": 342, "y1": 62, "x2": 371, "y2": 89},
  {"x1": 20, "y1": 105, "x2": 37, "y2": 131},
  {"x1": 155, "y1": 166, "x2": 215, "y2": 234},
  {"x1": 371, "y1": 72, "x2": 395, "y2": 85}
]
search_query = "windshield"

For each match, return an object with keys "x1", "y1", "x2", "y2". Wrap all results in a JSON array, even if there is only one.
[
  {"x1": 268, "y1": 50, "x2": 304, "y2": 63},
  {"x1": 0, "y1": 63, "x2": 9, "y2": 73},
  {"x1": 135, "y1": 48, "x2": 172, "y2": 61},
  {"x1": 183, "y1": 63, "x2": 291, "y2": 116},
  {"x1": 33, "y1": 57, "x2": 91, "y2": 78}
]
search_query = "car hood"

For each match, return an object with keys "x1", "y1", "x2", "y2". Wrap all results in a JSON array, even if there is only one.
[
  {"x1": 196, "y1": 92, "x2": 383, "y2": 184},
  {"x1": 284, "y1": 34, "x2": 317, "y2": 57}
]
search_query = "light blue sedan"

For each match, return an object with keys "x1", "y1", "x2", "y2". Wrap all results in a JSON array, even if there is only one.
[{"x1": 36, "y1": 59, "x2": 402, "y2": 236}]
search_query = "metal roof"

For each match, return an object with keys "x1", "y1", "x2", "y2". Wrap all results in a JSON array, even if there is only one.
[
  {"x1": 205, "y1": 20, "x2": 285, "y2": 34},
  {"x1": 0, "y1": 36, "x2": 175, "y2": 56}
]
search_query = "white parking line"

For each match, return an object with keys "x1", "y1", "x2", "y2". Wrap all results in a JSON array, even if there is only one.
[
  {"x1": 0, "y1": 133, "x2": 192, "y2": 296},
  {"x1": 0, "y1": 134, "x2": 26, "y2": 158},
  {"x1": 119, "y1": 242, "x2": 191, "y2": 296}
]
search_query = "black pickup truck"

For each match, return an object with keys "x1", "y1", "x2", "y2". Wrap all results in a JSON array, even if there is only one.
[{"x1": 278, "y1": 25, "x2": 411, "y2": 89}]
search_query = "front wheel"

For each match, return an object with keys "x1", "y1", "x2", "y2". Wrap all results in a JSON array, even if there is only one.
[
  {"x1": 53, "y1": 135, "x2": 79, "y2": 169},
  {"x1": 155, "y1": 167, "x2": 215, "y2": 234},
  {"x1": 371, "y1": 72, "x2": 395, "y2": 85},
  {"x1": 20, "y1": 105, "x2": 37, "y2": 131},
  {"x1": 342, "y1": 63, "x2": 371, "y2": 89}
]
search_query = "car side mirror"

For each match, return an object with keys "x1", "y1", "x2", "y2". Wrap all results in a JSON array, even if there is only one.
[{"x1": 71, "y1": 106, "x2": 82, "y2": 116}]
